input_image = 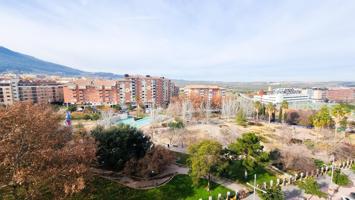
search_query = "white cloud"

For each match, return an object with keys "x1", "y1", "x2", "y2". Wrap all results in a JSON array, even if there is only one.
[{"x1": 0, "y1": 0, "x2": 354, "y2": 81}]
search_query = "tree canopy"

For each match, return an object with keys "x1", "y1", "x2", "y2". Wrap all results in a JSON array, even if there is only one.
[
  {"x1": 228, "y1": 132, "x2": 269, "y2": 171},
  {"x1": 188, "y1": 140, "x2": 223, "y2": 190},
  {"x1": 312, "y1": 106, "x2": 332, "y2": 130},
  {"x1": 92, "y1": 124, "x2": 152, "y2": 171}
]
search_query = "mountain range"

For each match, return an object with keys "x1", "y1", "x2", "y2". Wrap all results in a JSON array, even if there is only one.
[{"x1": 0, "y1": 46, "x2": 122, "y2": 79}]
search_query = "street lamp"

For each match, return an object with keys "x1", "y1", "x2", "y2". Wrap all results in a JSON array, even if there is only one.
[{"x1": 246, "y1": 174, "x2": 267, "y2": 200}]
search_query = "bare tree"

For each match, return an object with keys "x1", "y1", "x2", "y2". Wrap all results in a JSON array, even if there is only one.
[
  {"x1": 99, "y1": 109, "x2": 115, "y2": 128},
  {"x1": 279, "y1": 144, "x2": 316, "y2": 172},
  {"x1": 221, "y1": 95, "x2": 238, "y2": 119},
  {"x1": 181, "y1": 99, "x2": 193, "y2": 122}
]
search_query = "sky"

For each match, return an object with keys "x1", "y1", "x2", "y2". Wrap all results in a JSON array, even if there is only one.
[{"x1": 0, "y1": 0, "x2": 354, "y2": 82}]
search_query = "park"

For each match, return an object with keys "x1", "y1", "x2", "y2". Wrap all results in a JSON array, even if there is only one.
[{"x1": 0, "y1": 95, "x2": 354, "y2": 200}]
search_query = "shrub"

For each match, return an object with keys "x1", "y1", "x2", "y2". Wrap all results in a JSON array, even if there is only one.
[
  {"x1": 313, "y1": 159, "x2": 324, "y2": 168},
  {"x1": 332, "y1": 170, "x2": 350, "y2": 186},
  {"x1": 67, "y1": 105, "x2": 77, "y2": 112},
  {"x1": 123, "y1": 146, "x2": 175, "y2": 178},
  {"x1": 92, "y1": 125, "x2": 152, "y2": 171},
  {"x1": 168, "y1": 120, "x2": 184, "y2": 129},
  {"x1": 236, "y1": 109, "x2": 247, "y2": 127}
]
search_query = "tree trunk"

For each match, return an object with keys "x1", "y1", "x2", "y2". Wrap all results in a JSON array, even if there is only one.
[
  {"x1": 268, "y1": 114, "x2": 271, "y2": 123},
  {"x1": 256, "y1": 112, "x2": 259, "y2": 121}
]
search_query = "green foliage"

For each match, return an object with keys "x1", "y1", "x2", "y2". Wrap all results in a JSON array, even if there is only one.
[
  {"x1": 236, "y1": 109, "x2": 247, "y2": 126},
  {"x1": 92, "y1": 124, "x2": 152, "y2": 171},
  {"x1": 111, "y1": 104, "x2": 122, "y2": 111},
  {"x1": 174, "y1": 152, "x2": 190, "y2": 166},
  {"x1": 228, "y1": 132, "x2": 269, "y2": 171},
  {"x1": 297, "y1": 177, "x2": 327, "y2": 199},
  {"x1": 312, "y1": 106, "x2": 332, "y2": 129},
  {"x1": 219, "y1": 160, "x2": 275, "y2": 184},
  {"x1": 332, "y1": 170, "x2": 350, "y2": 186},
  {"x1": 260, "y1": 186, "x2": 284, "y2": 200},
  {"x1": 67, "y1": 105, "x2": 77, "y2": 112},
  {"x1": 70, "y1": 175, "x2": 231, "y2": 200},
  {"x1": 313, "y1": 159, "x2": 324, "y2": 168},
  {"x1": 332, "y1": 104, "x2": 351, "y2": 131},
  {"x1": 71, "y1": 112, "x2": 100, "y2": 120},
  {"x1": 126, "y1": 103, "x2": 133, "y2": 111},
  {"x1": 352, "y1": 164, "x2": 355, "y2": 173},
  {"x1": 168, "y1": 119, "x2": 185, "y2": 129},
  {"x1": 188, "y1": 140, "x2": 223, "y2": 187}
]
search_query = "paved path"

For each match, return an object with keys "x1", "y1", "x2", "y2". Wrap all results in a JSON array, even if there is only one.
[{"x1": 210, "y1": 176, "x2": 247, "y2": 192}]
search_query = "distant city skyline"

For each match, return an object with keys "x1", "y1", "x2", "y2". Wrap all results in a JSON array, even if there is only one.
[{"x1": 0, "y1": 0, "x2": 355, "y2": 81}]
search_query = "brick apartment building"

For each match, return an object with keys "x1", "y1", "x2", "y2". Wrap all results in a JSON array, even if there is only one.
[
  {"x1": 0, "y1": 78, "x2": 64, "y2": 105},
  {"x1": 326, "y1": 87, "x2": 355, "y2": 103},
  {"x1": 63, "y1": 75, "x2": 178, "y2": 108},
  {"x1": 183, "y1": 85, "x2": 225, "y2": 105}
]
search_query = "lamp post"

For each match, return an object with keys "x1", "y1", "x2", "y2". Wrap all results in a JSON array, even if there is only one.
[{"x1": 246, "y1": 174, "x2": 267, "y2": 200}]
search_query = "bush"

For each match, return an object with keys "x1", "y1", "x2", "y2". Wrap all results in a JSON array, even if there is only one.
[
  {"x1": 92, "y1": 124, "x2": 152, "y2": 171},
  {"x1": 71, "y1": 112, "x2": 100, "y2": 120},
  {"x1": 260, "y1": 186, "x2": 284, "y2": 200},
  {"x1": 168, "y1": 120, "x2": 184, "y2": 129},
  {"x1": 313, "y1": 159, "x2": 324, "y2": 168},
  {"x1": 67, "y1": 105, "x2": 77, "y2": 112},
  {"x1": 332, "y1": 170, "x2": 351, "y2": 186},
  {"x1": 236, "y1": 109, "x2": 247, "y2": 127},
  {"x1": 123, "y1": 146, "x2": 175, "y2": 178}
]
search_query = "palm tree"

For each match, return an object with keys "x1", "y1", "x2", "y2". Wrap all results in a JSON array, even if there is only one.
[
  {"x1": 331, "y1": 104, "x2": 350, "y2": 137},
  {"x1": 254, "y1": 101, "x2": 261, "y2": 121},
  {"x1": 280, "y1": 100, "x2": 289, "y2": 123},
  {"x1": 266, "y1": 103, "x2": 276, "y2": 123}
]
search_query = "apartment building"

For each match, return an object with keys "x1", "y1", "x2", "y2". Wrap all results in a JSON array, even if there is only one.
[
  {"x1": 301, "y1": 88, "x2": 327, "y2": 102},
  {"x1": 63, "y1": 75, "x2": 178, "y2": 107},
  {"x1": 63, "y1": 79, "x2": 118, "y2": 105},
  {"x1": 0, "y1": 78, "x2": 64, "y2": 105},
  {"x1": 0, "y1": 80, "x2": 14, "y2": 105},
  {"x1": 326, "y1": 87, "x2": 355, "y2": 103},
  {"x1": 183, "y1": 85, "x2": 225, "y2": 104}
]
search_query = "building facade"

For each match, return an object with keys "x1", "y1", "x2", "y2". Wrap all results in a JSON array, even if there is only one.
[
  {"x1": 183, "y1": 85, "x2": 225, "y2": 105},
  {"x1": 0, "y1": 78, "x2": 64, "y2": 105},
  {"x1": 326, "y1": 87, "x2": 355, "y2": 103},
  {"x1": 253, "y1": 88, "x2": 310, "y2": 104},
  {"x1": 63, "y1": 75, "x2": 178, "y2": 108}
]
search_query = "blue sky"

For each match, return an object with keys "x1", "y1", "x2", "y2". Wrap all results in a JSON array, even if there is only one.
[{"x1": 0, "y1": 0, "x2": 354, "y2": 81}]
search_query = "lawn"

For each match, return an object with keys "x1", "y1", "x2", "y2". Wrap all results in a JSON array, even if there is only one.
[
  {"x1": 70, "y1": 175, "x2": 232, "y2": 200},
  {"x1": 220, "y1": 160, "x2": 276, "y2": 185}
]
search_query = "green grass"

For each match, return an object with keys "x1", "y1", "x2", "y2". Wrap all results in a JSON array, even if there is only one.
[
  {"x1": 219, "y1": 160, "x2": 276, "y2": 185},
  {"x1": 328, "y1": 170, "x2": 351, "y2": 186},
  {"x1": 70, "y1": 175, "x2": 232, "y2": 200}
]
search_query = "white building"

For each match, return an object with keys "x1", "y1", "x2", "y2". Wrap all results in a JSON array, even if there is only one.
[{"x1": 253, "y1": 88, "x2": 310, "y2": 104}]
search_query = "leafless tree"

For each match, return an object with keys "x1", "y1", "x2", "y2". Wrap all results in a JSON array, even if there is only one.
[
  {"x1": 221, "y1": 96, "x2": 238, "y2": 119},
  {"x1": 182, "y1": 99, "x2": 193, "y2": 122},
  {"x1": 279, "y1": 144, "x2": 316, "y2": 172},
  {"x1": 99, "y1": 109, "x2": 115, "y2": 128}
]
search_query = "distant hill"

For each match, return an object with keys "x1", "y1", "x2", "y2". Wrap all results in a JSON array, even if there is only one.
[{"x1": 0, "y1": 46, "x2": 122, "y2": 79}]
